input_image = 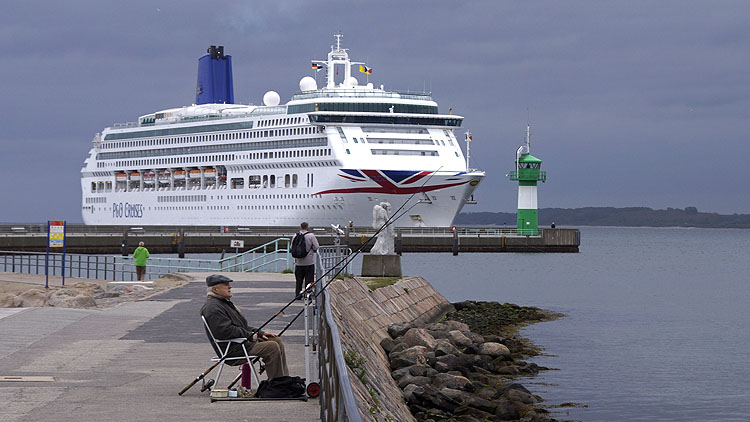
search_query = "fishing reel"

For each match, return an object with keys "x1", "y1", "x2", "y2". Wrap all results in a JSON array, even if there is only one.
[{"x1": 200, "y1": 378, "x2": 215, "y2": 392}]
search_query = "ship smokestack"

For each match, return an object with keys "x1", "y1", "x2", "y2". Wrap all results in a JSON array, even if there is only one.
[{"x1": 195, "y1": 45, "x2": 234, "y2": 105}]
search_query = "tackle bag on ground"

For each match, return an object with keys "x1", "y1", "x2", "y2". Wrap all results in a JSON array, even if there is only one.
[{"x1": 255, "y1": 375, "x2": 306, "y2": 398}]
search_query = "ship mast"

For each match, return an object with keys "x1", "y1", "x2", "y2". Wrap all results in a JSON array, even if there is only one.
[{"x1": 310, "y1": 33, "x2": 364, "y2": 89}]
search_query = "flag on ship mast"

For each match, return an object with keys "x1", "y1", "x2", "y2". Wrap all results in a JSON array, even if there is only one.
[
  {"x1": 359, "y1": 65, "x2": 373, "y2": 74},
  {"x1": 312, "y1": 63, "x2": 322, "y2": 71}
]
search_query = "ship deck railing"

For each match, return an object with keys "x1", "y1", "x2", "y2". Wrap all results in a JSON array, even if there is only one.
[{"x1": 292, "y1": 88, "x2": 432, "y2": 101}]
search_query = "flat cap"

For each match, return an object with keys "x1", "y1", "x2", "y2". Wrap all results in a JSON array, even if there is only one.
[{"x1": 206, "y1": 274, "x2": 233, "y2": 286}]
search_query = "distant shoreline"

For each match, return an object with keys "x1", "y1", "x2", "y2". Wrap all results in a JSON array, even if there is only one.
[{"x1": 460, "y1": 224, "x2": 749, "y2": 230}]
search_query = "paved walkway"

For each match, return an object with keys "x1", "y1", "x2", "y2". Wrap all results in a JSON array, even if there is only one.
[{"x1": 0, "y1": 272, "x2": 319, "y2": 421}]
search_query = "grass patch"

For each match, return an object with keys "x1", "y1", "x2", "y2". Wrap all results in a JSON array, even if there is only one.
[{"x1": 360, "y1": 277, "x2": 401, "y2": 291}]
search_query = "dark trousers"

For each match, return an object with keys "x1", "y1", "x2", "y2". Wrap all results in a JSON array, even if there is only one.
[
  {"x1": 136, "y1": 265, "x2": 146, "y2": 281},
  {"x1": 294, "y1": 264, "x2": 315, "y2": 296}
]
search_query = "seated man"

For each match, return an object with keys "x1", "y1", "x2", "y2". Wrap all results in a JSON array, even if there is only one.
[{"x1": 200, "y1": 274, "x2": 289, "y2": 379}]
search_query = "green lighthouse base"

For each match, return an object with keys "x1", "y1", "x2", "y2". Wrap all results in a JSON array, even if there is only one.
[{"x1": 517, "y1": 208, "x2": 539, "y2": 236}]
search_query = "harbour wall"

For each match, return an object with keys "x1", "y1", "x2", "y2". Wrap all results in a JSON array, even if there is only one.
[
  {"x1": 0, "y1": 226, "x2": 579, "y2": 254},
  {"x1": 328, "y1": 276, "x2": 452, "y2": 421}
]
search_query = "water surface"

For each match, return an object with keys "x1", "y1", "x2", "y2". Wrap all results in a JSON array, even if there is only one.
[{"x1": 399, "y1": 227, "x2": 750, "y2": 421}]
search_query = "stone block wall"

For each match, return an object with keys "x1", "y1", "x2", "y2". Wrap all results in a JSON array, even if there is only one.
[{"x1": 328, "y1": 276, "x2": 452, "y2": 421}]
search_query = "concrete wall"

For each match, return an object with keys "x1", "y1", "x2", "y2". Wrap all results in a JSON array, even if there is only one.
[
  {"x1": 0, "y1": 228, "x2": 580, "y2": 253},
  {"x1": 328, "y1": 276, "x2": 452, "y2": 421}
]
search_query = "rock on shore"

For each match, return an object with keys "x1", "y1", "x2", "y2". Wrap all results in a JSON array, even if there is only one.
[
  {"x1": 383, "y1": 301, "x2": 561, "y2": 422},
  {"x1": 0, "y1": 282, "x2": 155, "y2": 308}
]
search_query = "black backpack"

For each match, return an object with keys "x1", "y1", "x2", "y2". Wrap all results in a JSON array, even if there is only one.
[
  {"x1": 291, "y1": 232, "x2": 310, "y2": 258},
  {"x1": 255, "y1": 376, "x2": 306, "y2": 398}
]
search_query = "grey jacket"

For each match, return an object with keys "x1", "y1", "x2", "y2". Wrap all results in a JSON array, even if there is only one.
[
  {"x1": 293, "y1": 230, "x2": 319, "y2": 266},
  {"x1": 200, "y1": 295, "x2": 264, "y2": 356}
]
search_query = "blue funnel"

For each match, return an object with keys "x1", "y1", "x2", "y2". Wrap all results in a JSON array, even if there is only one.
[{"x1": 196, "y1": 45, "x2": 234, "y2": 105}]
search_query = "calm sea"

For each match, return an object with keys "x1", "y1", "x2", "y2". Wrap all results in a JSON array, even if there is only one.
[{"x1": 397, "y1": 227, "x2": 750, "y2": 422}]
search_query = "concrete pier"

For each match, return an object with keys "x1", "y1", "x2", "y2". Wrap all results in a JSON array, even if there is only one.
[
  {"x1": 0, "y1": 225, "x2": 580, "y2": 254},
  {"x1": 0, "y1": 272, "x2": 318, "y2": 421}
]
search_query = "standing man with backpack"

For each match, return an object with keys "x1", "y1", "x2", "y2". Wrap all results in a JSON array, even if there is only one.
[{"x1": 291, "y1": 222, "x2": 319, "y2": 299}]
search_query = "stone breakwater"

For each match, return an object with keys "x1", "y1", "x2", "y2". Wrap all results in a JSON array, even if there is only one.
[
  {"x1": 328, "y1": 277, "x2": 560, "y2": 422},
  {"x1": 382, "y1": 305, "x2": 558, "y2": 422}
]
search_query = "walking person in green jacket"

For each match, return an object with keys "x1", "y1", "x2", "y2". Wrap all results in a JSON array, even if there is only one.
[{"x1": 133, "y1": 241, "x2": 150, "y2": 281}]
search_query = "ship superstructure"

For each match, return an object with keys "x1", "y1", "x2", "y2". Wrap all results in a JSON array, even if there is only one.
[{"x1": 80, "y1": 35, "x2": 484, "y2": 227}]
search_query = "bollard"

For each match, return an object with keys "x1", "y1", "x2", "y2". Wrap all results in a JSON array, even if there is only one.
[
  {"x1": 452, "y1": 228, "x2": 459, "y2": 256},
  {"x1": 178, "y1": 228, "x2": 185, "y2": 258},
  {"x1": 396, "y1": 228, "x2": 402, "y2": 256},
  {"x1": 121, "y1": 231, "x2": 128, "y2": 256}
]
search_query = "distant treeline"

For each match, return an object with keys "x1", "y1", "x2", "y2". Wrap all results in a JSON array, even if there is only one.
[{"x1": 456, "y1": 207, "x2": 750, "y2": 229}]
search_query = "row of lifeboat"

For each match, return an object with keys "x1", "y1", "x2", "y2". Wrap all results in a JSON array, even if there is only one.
[{"x1": 115, "y1": 168, "x2": 218, "y2": 181}]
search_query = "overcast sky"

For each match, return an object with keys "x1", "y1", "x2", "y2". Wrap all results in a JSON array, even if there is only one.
[{"x1": 1, "y1": 1, "x2": 748, "y2": 223}]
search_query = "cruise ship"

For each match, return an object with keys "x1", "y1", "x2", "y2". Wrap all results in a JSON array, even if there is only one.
[{"x1": 80, "y1": 35, "x2": 484, "y2": 227}]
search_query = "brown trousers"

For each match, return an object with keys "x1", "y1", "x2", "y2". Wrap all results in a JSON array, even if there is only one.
[
  {"x1": 247, "y1": 337, "x2": 289, "y2": 380},
  {"x1": 136, "y1": 266, "x2": 146, "y2": 281}
]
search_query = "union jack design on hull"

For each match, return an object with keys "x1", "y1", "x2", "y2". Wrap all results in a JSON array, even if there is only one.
[{"x1": 317, "y1": 169, "x2": 468, "y2": 195}]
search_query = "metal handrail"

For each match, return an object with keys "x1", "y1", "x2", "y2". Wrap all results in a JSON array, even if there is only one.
[
  {"x1": 0, "y1": 238, "x2": 292, "y2": 281},
  {"x1": 316, "y1": 247, "x2": 362, "y2": 422}
]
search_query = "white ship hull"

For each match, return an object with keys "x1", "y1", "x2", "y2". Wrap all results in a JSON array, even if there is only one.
[{"x1": 81, "y1": 169, "x2": 481, "y2": 227}]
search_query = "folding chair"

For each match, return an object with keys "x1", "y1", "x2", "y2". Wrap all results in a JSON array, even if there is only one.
[{"x1": 202, "y1": 315, "x2": 261, "y2": 394}]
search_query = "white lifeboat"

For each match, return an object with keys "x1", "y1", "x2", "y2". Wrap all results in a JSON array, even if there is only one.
[
  {"x1": 115, "y1": 172, "x2": 127, "y2": 181},
  {"x1": 173, "y1": 170, "x2": 186, "y2": 180},
  {"x1": 129, "y1": 172, "x2": 141, "y2": 180},
  {"x1": 189, "y1": 169, "x2": 202, "y2": 179},
  {"x1": 204, "y1": 168, "x2": 217, "y2": 178},
  {"x1": 158, "y1": 171, "x2": 171, "y2": 181}
]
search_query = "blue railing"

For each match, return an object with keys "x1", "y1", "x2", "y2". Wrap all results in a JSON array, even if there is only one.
[
  {"x1": 0, "y1": 238, "x2": 292, "y2": 282},
  {"x1": 116, "y1": 238, "x2": 292, "y2": 277}
]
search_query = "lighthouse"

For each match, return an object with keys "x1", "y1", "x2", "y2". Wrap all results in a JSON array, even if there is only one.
[{"x1": 509, "y1": 125, "x2": 546, "y2": 235}]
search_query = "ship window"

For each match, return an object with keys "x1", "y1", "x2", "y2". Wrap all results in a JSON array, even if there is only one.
[
  {"x1": 285, "y1": 174, "x2": 290, "y2": 188},
  {"x1": 270, "y1": 175, "x2": 276, "y2": 188}
]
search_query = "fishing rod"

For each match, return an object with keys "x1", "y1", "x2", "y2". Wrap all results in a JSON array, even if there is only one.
[
  {"x1": 179, "y1": 167, "x2": 443, "y2": 395},
  {"x1": 250, "y1": 166, "x2": 444, "y2": 335},
  {"x1": 220, "y1": 192, "x2": 434, "y2": 394}
]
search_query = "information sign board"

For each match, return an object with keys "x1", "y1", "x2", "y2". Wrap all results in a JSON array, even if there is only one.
[
  {"x1": 230, "y1": 240, "x2": 244, "y2": 248},
  {"x1": 48, "y1": 221, "x2": 65, "y2": 248}
]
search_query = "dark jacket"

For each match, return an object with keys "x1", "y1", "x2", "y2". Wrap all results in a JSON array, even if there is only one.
[{"x1": 200, "y1": 295, "x2": 265, "y2": 356}]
